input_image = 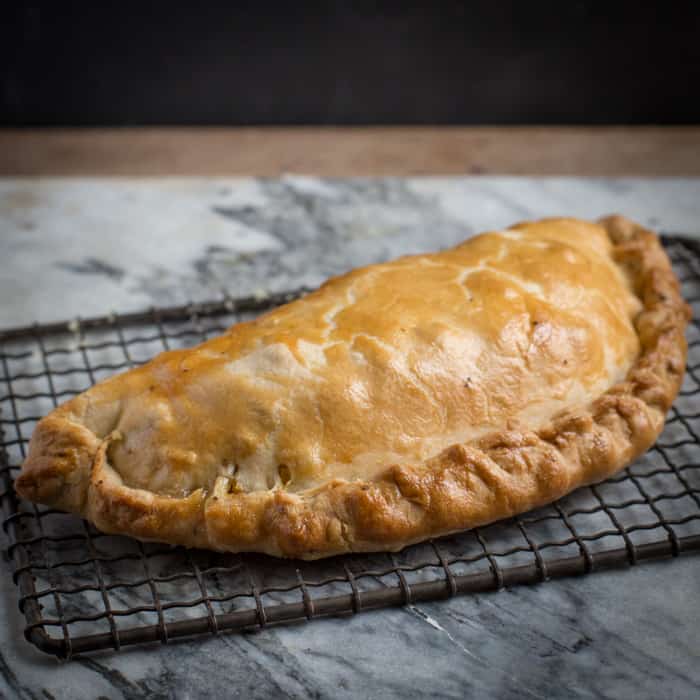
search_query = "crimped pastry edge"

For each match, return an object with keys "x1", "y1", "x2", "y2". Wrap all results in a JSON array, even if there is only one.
[{"x1": 15, "y1": 216, "x2": 691, "y2": 559}]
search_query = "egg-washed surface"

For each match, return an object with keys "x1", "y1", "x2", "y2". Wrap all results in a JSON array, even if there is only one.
[{"x1": 15, "y1": 216, "x2": 689, "y2": 558}]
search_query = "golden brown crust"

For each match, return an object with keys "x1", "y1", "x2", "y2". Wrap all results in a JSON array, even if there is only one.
[{"x1": 15, "y1": 216, "x2": 690, "y2": 558}]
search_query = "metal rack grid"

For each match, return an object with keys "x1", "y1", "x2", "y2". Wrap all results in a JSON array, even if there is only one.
[{"x1": 2, "y1": 235, "x2": 700, "y2": 659}]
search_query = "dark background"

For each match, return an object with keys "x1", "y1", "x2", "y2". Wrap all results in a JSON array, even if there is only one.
[{"x1": 2, "y1": 1, "x2": 699, "y2": 126}]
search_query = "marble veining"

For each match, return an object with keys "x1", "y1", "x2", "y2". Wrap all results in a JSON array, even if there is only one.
[
  {"x1": 1, "y1": 176, "x2": 699, "y2": 327},
  {"x1": 1, "y1": 176, "x2": 699, "y2": 699}
]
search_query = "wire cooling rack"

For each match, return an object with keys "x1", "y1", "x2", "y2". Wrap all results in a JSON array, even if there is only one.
[{"x1": 2, "y1": 236, "x2": 700, "y2": 659}]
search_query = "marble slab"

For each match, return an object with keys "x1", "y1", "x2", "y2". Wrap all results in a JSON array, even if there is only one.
[
  {"x1": 1, "y1": 176, "x2": 698, "y2": 327},
  {"x1": 1, "y1": 176, "x2": 699, "y2": 699}
]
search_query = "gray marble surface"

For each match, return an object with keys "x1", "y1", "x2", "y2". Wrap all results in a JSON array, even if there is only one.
[
  {"x1": 1, "y1": 176, "x2": 700, "y2": 699},
  {"x1": 2, "y1": 176, "x2": 699, "y2": 327}
]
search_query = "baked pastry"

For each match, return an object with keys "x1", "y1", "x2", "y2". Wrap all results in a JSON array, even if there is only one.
[{"x1": 15, "y1": 216, "x2": 690, "y2": 559}]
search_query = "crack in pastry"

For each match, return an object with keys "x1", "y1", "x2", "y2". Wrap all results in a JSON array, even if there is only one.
[{"x1": 15, "y1": 216, "x2": 690, "y2": 558}]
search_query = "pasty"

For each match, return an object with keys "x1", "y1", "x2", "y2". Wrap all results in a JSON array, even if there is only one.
[{"x1": 15, "y1": 216, "x2": 690, "y2": 558}]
